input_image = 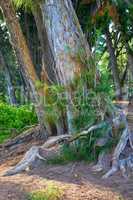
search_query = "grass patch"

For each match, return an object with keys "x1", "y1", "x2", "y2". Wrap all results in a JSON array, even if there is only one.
[
  {"x1": 28, "y1": 183, "x2": 63, "y2": 200},
  {"x1": 47, "y1": 126, "x2": 115, "y2": 165},
  {"x1": 47, "y1": 143, "x2": 96, "y2": 165}
]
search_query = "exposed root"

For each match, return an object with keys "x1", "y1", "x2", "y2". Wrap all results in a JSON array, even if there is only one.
[
  {"x1": 42, "y1": 134, "x2": 71, "y2": 148},
  {"x1": 4, "y1": 146, "x2": 40, "y2": 176},
  {"x1": 92, "y1": 152, "x2": 106, "y2": 172},
  {"x1": 3, "y1": 135, "x2": 71, "y2": 176},
  {"x1": 2, "y1": 125, "x2": 41, "y2": 149},
  {"x1": 102, "y1": 154, "x2": 133, "y2": 179},
  {"x1": 68, "y1": 123, "x2": 106, "y2": 143},
  {"x1": 4, "y1": 123, "x2": 105, "y2": 176},
  {"x1": 101, "y1": 109, "x2": 132, "y2": 179},
  {"x1": 113, "y1": 127, "x2": 129, "y2": 159},
  {"x1": 4, "y1": 117, "x2": 132, "y2": 179},
  {"x1": 102, "y1": 126, "x2": 133, "y2": 179},
  {"x1": 129, "y1": 130, "x2": 133, "y2": 149},
  {"x1": 102, "y1": 165, "x2": 118, "y2": 179},
  {"x1": 5, "y1": 119, "x2": 132, "y2": 178}
]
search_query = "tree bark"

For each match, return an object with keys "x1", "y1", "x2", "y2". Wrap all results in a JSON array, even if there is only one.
[
  {"x1": 4, "y1": 122, "x2": 105, "y2": 176},
  {"x1": 125, "y1": 42, "x2": 133, "y2": 79},
  {"x1": 41, "y1": 0, "x2": 91, "y2": 85},
  {"x1": 32, "y1": 6, "x2": 56, "y2": 83},
  {"x1": 0, "y1": 0, "x2": 48, "y2": 139},
  {"x1": 40, "y1": 0, "x2": 92, "y2": 133},
  {"x1": 105, "y1": 28, "x2": 122, "y2": 99},
  {"x1": 0, "y1": 50, "x2": 16, "y2": 104}
]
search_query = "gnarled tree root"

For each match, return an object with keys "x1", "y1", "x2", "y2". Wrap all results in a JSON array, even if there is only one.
[
  {"x1": 4, "y1": 135, "x2": 71, "y2": 176},
  {"x1": 102, "y1": 126, "x2": 133, "y2": 179},
  {"x1": 92, "y1": 151, "x2": 106, "y2": 172},
  {"x1": 1, "y1": 125, "x2": 41, "y2": 149},
  {"x1": 4, "y1": 146, "x2": 40, "y2": 176},
  {"x1": 4, "y1": 123, "x2": 105, "y2": 176},
  {"x1": 102, "y1": 154, "x2": 133, "y2": 179}
]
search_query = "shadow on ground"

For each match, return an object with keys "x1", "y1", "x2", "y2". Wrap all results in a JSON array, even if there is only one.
[
  {"x1": 0, "y1": 180, "x2": 28, "y2": 200},
  {"x1": 28, "y1": 161, "x2": 133, "y2": 200}
]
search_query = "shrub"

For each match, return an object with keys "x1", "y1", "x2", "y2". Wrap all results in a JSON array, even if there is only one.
[
  {"x1": 28, "y1": 183, "x2": 63, "y2": 200},
  {"x1": 0, "y1": 103, "x2": 37, "y2": 143},
  {"x1": 47, "y1": 124, "x2": 110, "y2": 165}
]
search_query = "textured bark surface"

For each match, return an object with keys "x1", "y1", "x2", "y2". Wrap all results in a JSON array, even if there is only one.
[
  {"x1": 125, "y1": 43, "x2": 133, "y2": 79},
  {"x1": 105, "y1": 29, "x2": 122, "y2": 99},
  {"x1": 1, "y1": 125, "x2": 41, "y2": 149},
  {"x1": 102, "y1": 110, "x2": 133, "y2": 179},
  {"x1": 33, "y1": 6, "x2": 56, "y2": 83},
  {"x1": 0, "y1": 50, "x2": 16, "y2": 104},
  {"x1": 41, "y1": 0, "x2": 91, "y2": 85},
  {"x1": 3, "y1": 122, "x2": 105, "y2": 176},
  {"x1": 41, "y1": 0, "x2": 92, "y2": 133}
]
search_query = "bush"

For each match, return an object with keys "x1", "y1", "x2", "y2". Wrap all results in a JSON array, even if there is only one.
[
  {"x1": 72, "y1": 72, "x2": 114, "y2": 132},
  {"x1": 47, "y1": 124, "x2": 110, "y2": 165},
  {"x1": 0, "y1": 103, "x2": 38, "y2": 143},
  {"x1": 28, "y1": 183, "x2": 63, "y2": 200}
]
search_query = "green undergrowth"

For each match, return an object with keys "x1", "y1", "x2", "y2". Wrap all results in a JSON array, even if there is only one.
[
  {"x1": 47, "y1": 123, "x2": 116, "y2": 165},
  {"x1": 0, "y1": 103, "x2": 37, "y2": 143},
  {"x1": 28, "y1": 182, "x2": 63, "y2": 200}
]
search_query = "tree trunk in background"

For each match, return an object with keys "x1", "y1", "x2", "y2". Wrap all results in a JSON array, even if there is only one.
[
  {"x1": 33, "y1": 6, "x2": 56, "y2": 83},
  {"x1": 0, "y1": 0, "x2": 48, "y2": 139},
  {"x1": 105, "y1": 28, "x2": 122, "y2": 99},
  {"x1": 0, "y1": 50, "x2": 16, "y2": 105},
  {"x1": 127, "y1": 53, "x2": 133, "y2": 79},
  {"x1": 124, "y1": 0, "x2": 132, "y2": 6},
  {"x1": 41, "y1": 0, "x2": 92, "y2": 134},
  {"x1": 125, "y1": 43, "x2": 133, "y2": 79}
]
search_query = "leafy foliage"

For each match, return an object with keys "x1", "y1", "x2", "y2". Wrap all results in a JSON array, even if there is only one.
[
  {"x1": 0, "y1": 103, "x2": 37, "y2": 143},
  {"x1": 47, "y1": 123, "x2": 112, "y2": 165},
  {"x1": 13, "y1": 0, "x2": 42, "y2": 11},
  {"x1": 72, "y1": 71, "x2": 114, "y2": 131}
]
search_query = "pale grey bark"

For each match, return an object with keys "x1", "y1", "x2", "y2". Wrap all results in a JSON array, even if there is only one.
[
  {"x1": 0, "y1": 50, "x2": 16, "y2": 104},
  {"x1": 41, "y1": 0, "x2": 91, "y2": 85},
  {"x1": 4, "y1": 65, "x2": 16, "y2": 104},
  {"x1": 125, "y1": 43, "x2": 133, "y2": 79},
  {"x1": 102, "y1": 113, "x2": 132, "y2": 179},
  {"x1": 105, "y1": 29, "x2": 122, "y2": 99}
]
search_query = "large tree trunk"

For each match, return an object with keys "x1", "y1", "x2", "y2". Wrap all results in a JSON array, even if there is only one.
[
  {"x1": 0, "y1": 50, "x2": 16, "y2": 104},
  {"x1": 32, "y1": 5, "x2": 56, "y2": 83},
  {"x1": 0, "y1": 0, "x2": 48, "y2": 139},
  {"x1": 33, "y1": 6, "x2": 61, "y2": 135},
  {"x1": 105, "y1": 28, "x2": 122, "y2": 99},
  {"x1": 40, "y1": 0, "x2": 92, "y2": 133},
  {"x1": 41, "y1": 0, "x2": 91, "y2": 85}
]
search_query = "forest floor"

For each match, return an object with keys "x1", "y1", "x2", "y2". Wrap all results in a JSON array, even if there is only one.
[{"x1": 0, "y1": 139, "x2": 133, "y2": 200}]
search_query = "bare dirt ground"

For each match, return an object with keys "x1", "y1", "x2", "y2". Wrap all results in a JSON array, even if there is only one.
[{"x1": 0, "y1": 140, "x2": 133, "y2": 200}]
